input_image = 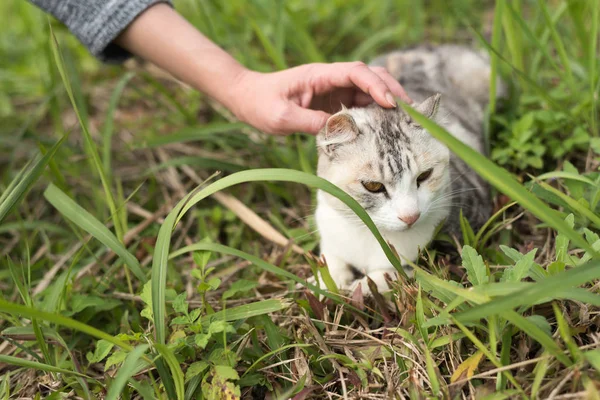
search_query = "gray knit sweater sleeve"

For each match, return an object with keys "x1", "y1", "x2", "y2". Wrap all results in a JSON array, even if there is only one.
[{"x1": 29, "y1": 0, "x2": 172, "y2": 63}]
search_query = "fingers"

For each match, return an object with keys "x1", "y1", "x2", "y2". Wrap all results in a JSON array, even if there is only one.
[
  {"x1": 271, "y1": 104, "x2": 331, "y2": 135},
  {"x1": 353, "y1": 92, "x2": 374, "y2": 106},
  {"x1": 322, "y1": 62, "x2": 412, "y2": 109},
  {"x1": 369, "y1": 66, "x2": 412, "y2": 104}
]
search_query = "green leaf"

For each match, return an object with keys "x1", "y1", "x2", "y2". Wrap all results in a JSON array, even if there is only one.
[
  {"x1": 195, "y1": 333, "x2": 210, "y2": 349},
  {"x1": 502, "y1": 249, "x2": 536, "y2": 282},
  {"x1": 67, "y1": 295, "x2": 121, "y2": 316},
  {"x1": 105, "y1": 349, "x2": 128, "y2": 370},
  {"x1": 86, "y1": 340, "x2": 114, "y2": 364},
  {"x1": 44, "y1": 184, "x2": 146, "y2": 283},
  {"x1": 214, "y1": 365, "x2": 239, "y2": 381},
  {"x1": 462, "y1": 246, "x2": 488, "y2": 286},
  {"x1": 172, "y1": 293, "x2": 188, "y2": 315},
  {"x1": 223, "y1": 279, "x2": 257, "y2": 300},
  {"x1": 193, "y1": 251, "x2": 211, "y2": 271},
  {"x1": 185, "y1": 361, "x2": 209, "y2": 383},
  {"x1": 139, "y1": 281, "x2": 153, "y2": 322}
]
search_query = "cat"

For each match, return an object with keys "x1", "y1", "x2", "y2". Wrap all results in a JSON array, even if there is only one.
[{"x1": 314, "y1": 44, "x2": 505, "y2": 295}]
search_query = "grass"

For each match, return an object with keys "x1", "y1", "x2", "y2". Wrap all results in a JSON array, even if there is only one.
[{"x1": 1, "y1": 0, "x2": 600, "y2": 398}]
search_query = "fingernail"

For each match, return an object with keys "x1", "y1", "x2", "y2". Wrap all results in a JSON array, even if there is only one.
[{"x1": 385, "y1": 92, "x2": 397, "y2": 108}]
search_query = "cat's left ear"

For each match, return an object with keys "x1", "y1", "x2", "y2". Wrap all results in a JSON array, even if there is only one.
[
  {"x1": 317, "y1": 112, "x2": 359, "y2": 156},
  {"x1": 415, "y1": 93, "x2": 442, "y2": 120}
]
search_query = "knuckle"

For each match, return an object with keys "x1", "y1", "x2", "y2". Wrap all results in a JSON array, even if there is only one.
[
  {"x1": 350, "y1": 61, "x2": 367, "y2": 69},
  {"x1": 270, "y1": 105, "x2": 291, "y2": 131}
]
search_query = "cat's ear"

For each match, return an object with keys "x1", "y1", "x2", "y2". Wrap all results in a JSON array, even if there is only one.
[
  {"x1": 317, "y1": 112, "x2": 359, "y2": 155},
  {"x1": 414, "y1": 93, "x2": 442, "y2": 120}
]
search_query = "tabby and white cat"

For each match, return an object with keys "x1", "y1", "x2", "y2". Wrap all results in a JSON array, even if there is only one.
[{"x1": 315, "y1": 45, "x2": 504, "y2": 294}]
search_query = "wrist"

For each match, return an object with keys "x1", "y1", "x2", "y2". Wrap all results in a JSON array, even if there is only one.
[{"x1": 218, "y1": 68, "x2": 261, "y2": 123}]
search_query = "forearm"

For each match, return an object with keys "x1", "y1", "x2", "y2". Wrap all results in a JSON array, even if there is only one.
[{"x1": 114, "y1": 3, "x2": 247, "y2": 113}]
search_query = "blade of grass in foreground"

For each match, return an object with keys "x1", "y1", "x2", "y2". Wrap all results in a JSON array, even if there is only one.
[
  {"x1": 0, "y1": 132, "x2": 67, "y2": 224},
  {"x1": 0, "y1": 355, "x2": 91, "y2": 379},
  {"x1": 50, "y1": 24, "x2": 125, "y2": 241},
  {"x1": 155, "y1": 344, "x2": 185, "y2": 400},
  {"x1": 44, "y1": 184, "x2": 147, "y2": 283},
  {"x1": 401, "y1": 103, "x2": 597, "y2": 256},
  {"x1": 453, "y1": 260, "x2": 600, "y2": 323},
  {"x1": 105, "y1": 344, "x2": 150, "y2": 400},
  {"x1": 152, "y1": 169, "x2": 396, "y2": 345},
  {"x1": 0, "y1": 299, "x2": 133, "y2": 351}
]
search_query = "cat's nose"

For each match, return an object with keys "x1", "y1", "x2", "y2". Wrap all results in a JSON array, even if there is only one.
[{"x1": 398, "y1": 212, "x2": 421, "y2": 226}]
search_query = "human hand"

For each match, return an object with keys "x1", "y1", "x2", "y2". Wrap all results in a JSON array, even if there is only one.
[{"x1": 228, "y1": 62, "x2": 412, "y2": 135}]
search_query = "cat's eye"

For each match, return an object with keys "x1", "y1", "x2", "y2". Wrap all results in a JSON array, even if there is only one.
[
  {"x1": 417, "y1": 169, "x2": 433, "y2": 187},
  {"x1": 362, "y1": 181, "x2": 386, "y2": 193}
]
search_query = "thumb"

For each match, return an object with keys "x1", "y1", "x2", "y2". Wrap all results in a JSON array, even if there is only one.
[{"x1": 281, "y1": 105, "x2": 330, "y2": 135}]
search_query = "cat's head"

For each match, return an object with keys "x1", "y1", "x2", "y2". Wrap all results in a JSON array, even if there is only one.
[{"x1": 316, "y1": 94, "x2": 451, "y2": 232}]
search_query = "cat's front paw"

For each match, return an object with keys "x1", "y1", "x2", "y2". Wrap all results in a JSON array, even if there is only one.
[{"x1": 342, "y1": 268, "x2": 399, "y2": 297}]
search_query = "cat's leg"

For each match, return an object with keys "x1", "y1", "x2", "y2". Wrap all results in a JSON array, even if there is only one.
[{"x1": 345, "y1": 267, "x2": 399, "y2": 296}]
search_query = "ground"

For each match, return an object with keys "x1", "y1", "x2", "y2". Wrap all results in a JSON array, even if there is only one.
[{"x1": 1, "y1": 0, "x2": 600, "y2": 399}]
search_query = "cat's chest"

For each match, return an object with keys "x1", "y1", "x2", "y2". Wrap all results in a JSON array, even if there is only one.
[{"x1": 316, "y1": 203, "x2": 433, "y2": 271}]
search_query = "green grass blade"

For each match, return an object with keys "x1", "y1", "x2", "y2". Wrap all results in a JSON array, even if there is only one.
[
  {"x1": 537, "y1": 0, "x2": 574, "y2": 86},
  {"x1": 501, "y1": 0, "x2": 524, "y2": 71},
  {"x1": 488, "y1": 0, "x2": 503, "y2": 115},
  {"x1": 535, "y1": 180, "x2": 600, "y2": 229},
  {"x1": 140, "y1": 122, "x2": 248, "y2": 148},
  {"x1": 453, "y1": 260, "x2": 600, "y2": 323},
  {"x1": 470, "y1": 25, "x2": 562, "y2": 110},
  {"x1": 49, "y1": 24, "x2": 125, "y2": 241},
  {"x1": 0, "y1": 299, "x2": 133, "y2": 351},
  {"x1": 201, "y1": 298, "x2": 291, "y2": 327},
  {"x1": 505, "y1": 1, "x2": 564, "y2": 79},
  {"x1": 451, "y1": 318, "x2": 523, "y2": 392},
  {"x1": 590, "y1": 0, "x2": 599, "y2": 137},
  {"x1": 350, "y1": 25, "x2": 405, "y2": 61},
  {"x1": 105, "y1": 344, "x2": 150, "y2": 400},
  {"x1": 155, "y1": 344, "x2": 185, "y2": 400},
  {"x1": 0, "y1": 133, "x2": 67, "y2": 224},
  {"x1": 43, "y1": 183, "x2": 146, "y2": 283},
  {"x1": 243, "y1": 344, "x2": 313, "y2": 376},
  {"x1": 401, "y1": 104, "x2": 596, "y2": 256},
  {"x1": 177, "y1": 169, "x2": 403, "y2": 271},
  {"x1": 250, "y1": 20, "x2": 287, "y2": 70},
  {"x1": 102, "y1": 71, "x2": 135, "y2": 178},
  {"x1": 502, "y1": 310, "x2": 571, "y2": 366},
  {"x1": 536, "y1": 172, "x2": 598, "y2": 187},
  {"x1": 146, "y1": 156, "x2": 246, "y2": 175},
  {"x1": 0, "y1": 354, "x2": 90, "y2": 379}
]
